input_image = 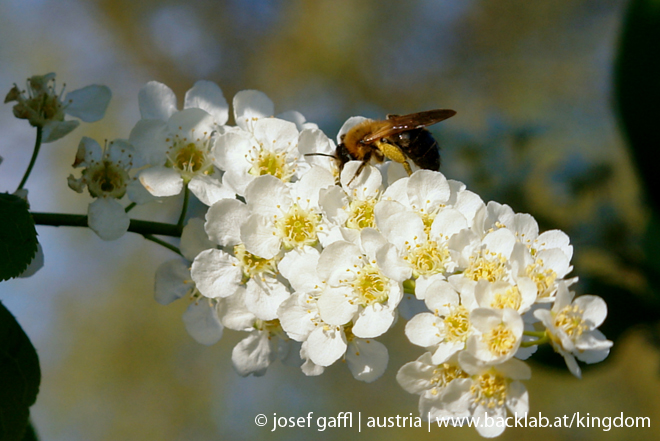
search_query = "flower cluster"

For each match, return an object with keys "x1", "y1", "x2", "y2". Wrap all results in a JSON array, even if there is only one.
[{"x1": 44, "y1": 77, "x2": 612, "y2": 438}]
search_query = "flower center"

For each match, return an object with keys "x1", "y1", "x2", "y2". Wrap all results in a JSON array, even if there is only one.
[
  {"x1": 526, "y1": 259, "x2": 558, "y2": 298},
  {"x1": 482, "y1": 324, "x2": 517, "y2": 357},
  {"x1": 166, "y1": 133, "x2": 214, "y2": 182},
  {"x1": 351, "y1": 264, "x2": 389, "y2": 306},
  {"x1": 346, "y1": 198, "x2": 376, "y2": 230},
  {"x1": 443, "y1": 305, "x2": 470, "y2": 343},
  {"x1": 276, "y1": 204, "x2": 320, "y2": 250},
  {"x1": 429, "y1": 362, "x2": 469, "y2": 395},
  {"x1": 464, "y1": 249, "x2": 508, "y2": 282},
  {"x1": 554, "y1": 304, "x2": 587, "y2": 339},
  {"x1": 86, "y1": 161, "x2": 130, "y2": 198},
  {"x1": 248, "y1": 146, "x2": 296, "y2": 182},
  {"x1": 254, "y1": 318, "x2": 285, "y2": 337},
  {"x1": 405, "y1": 240, "x2": 450, "y2": 277},
  {"x1": 470, "y1": 371, "x2": 508, "y2": 409},
  {"x1": 491, "y1": 286, "x2": 522, "y2": 310},
  {"x1": 233, "y1": 243, "x2": 279, "y2": 281}
]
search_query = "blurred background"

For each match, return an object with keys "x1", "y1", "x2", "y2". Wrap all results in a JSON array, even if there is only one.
[{"x1": 1, "y1": 0, "x2": 659, "y2": 440}]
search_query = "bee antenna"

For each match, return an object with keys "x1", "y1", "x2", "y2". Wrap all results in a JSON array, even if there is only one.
[{"x1": 304, "y1": 153, "x2": 336, "y2": 158}]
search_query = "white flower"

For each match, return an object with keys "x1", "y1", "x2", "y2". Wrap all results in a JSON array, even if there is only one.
[
  {"x1": 130, "y1": 81, "x2": 233, "y2": 205},
  {"x1": 5, "y1": 73, "x2": 111, "y2": 142},
  {"x1": 466, "y1": 307, "x2": 524, "y2": 365},
  {"x1": 276, "y1": 247, "x2": 389, "y2": 381},
  {"x1": 474, "y1": 279, "x2": 537, "y2": 315},
  {"x1": 131, "y1": 108, "x2": 232, "y2": 204},
  {"x1": 67, "y1": 137, "x2": 137, "y2": 240},
  {"x1": 376, "y1": 170, "x2": 483, "y2": 299},
  {"x1": 440, "y1": 352, "x2": 531, "y2": 438},
  {"x1": 448, "y1": 227, "x2": 521, "y2": 302},
  {"x1": 191, "y1": 198, "x2": 290, "y2": 320},
  {"x1": 154, "y1": 218, "x2": 223, "y2": 345},
  {"x1": 533, "y1": 281, "x2": 612, "y2": 378},
  {"x1": 397, "y1": 352, "x2": 471, "y2": 419},
  {"x1": 240, "y1": 168, "x2": 335, "y2": 259},
  {"x1": 231, "y1": 315, "x2": 301, "y2": 377},
  {"x1": 406, "y1": 279, "x2": 475, "y2": 364},
  {"x1": 316, "y1": 162, "x2": 385, "y2": 247},
  {"x1": 213, "y1": 117, "x2": 302, "y2": 196},
  {"x1": 316, "y1": 228, "x2": 404, "y2": 339},
  {"x1": 475, "y1": 202, "x2": 574, "y2": 301}
]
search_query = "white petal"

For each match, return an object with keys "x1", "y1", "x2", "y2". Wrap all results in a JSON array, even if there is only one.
[
  {"x1": 182, "y1": 299, "x2": 223, "y2": 345},
  {"x1": 180, "y1": 218, "x2": 215, "y2": 261},
  {"x1": 346, "y1": 338, "x2": 388, "y2": 382},
  {"x1": 154, "y1": 258, "x2": 191, "y2": 305},
  {"x1": 106, "y1": 139, "x2": 137, "y2": 167},
  {"x1": 212, "y1": 130, "x2": 255, "y2": 176},
  {"x1": 317, "y1": 241, "x2": 362, "y2": 283},
  {"x1": 64, "y1": 85, "x2": 111, "y2": 122},
  {"x1": 190, "y1": 249, "x2": 242, "y2": 298},
  {"x1": 166, "y1": 107, "x2": 214, "y2": 135},
  {"x1": 377, "y1": 243, "x2": 412, "y2": 282},
  {"x1": 396, "y1": 353, "x2": 435, "y2": 394},
  {"x1": 423, "y1": 279, "x2": 460, "y2": 314},
  {"x1": 574, "y1": 295, "x2": 608, "y2": 328},
  {"x1": 352, "y1": 306, "x2": 395, "y2": 338},
  {"x1": 233, "y1": 90, "x2": 274, "y2": 131},
  {"x1": 232, "y1": 331, "x2": 273, "y2": 376},
  {"x1": 219, "y1": 288, "x2": 256, "y2": 331},
  {"x1": 184, "y1": 80, "x2": 228, "y2": 124},
  {"x1": 189, "y1": 173, "x2": 234, "y2": 206},
  {"x1": 138, "y1": 81, "x2": 177, "y2": 120},
  {"x1": 278, "y1": 247, "x2": 321, "y2": 292},
  {"x1": 128, "y1": 119, "x2": 169, "y2": 165},
  {"x1": 76, "y1": 136, "x2": 102, "y2": 165},
  {"x1": 42, "y1": 120, "x2": 79, "y2": 143},
  {"x1": 126, "y1": 179, "x2": 159, "y2": 204},
  {"x1": 252, "y1": 117, "x2": 299, "y2": 151},
  {"x1": 292, "y1": 166, "x2": 335, "y2": 206},
  {"x1": 430, "y1": 208, "x2": 468, "y2": 240},
  {"x1": 277, "y1": 293, "x2": 318, "y2": 341},
  {"x1": 87, "y1": 198, "x2": 130, "y2": 241},
  {"x1": 317, "y1": 288, "x2": 358, "y2": 326},
  {"x1": 241, "y1": 214, "x2": 281, "y2": 259},
  {"x1": 244, "y1": 174, "x2": 290, "y2": 217},
  {"x1": 205, "y1": 198, "x2": 248, "y2": 246},
  {"x1": 138, "y1": 166, "x2": 183, "y2": 197},
  {"x1": 245, "y1": 277, "x2": 290, "y2": 320},
  {"x1": 482, "y1": 227, "x2": 516, "y2": 258},
  {"x1": 407, "y1": 169, "x2": 451, "y2": 208},
  {"x1": 506, "y1": 380, "x2": 530, "y2": 415},
  {"x1": 306, "y1": 327, "x2": 347, "y2": 366},
  {"x1": 405, "y1": 313, "x2": 443, "y2": 347},
  {"x1": 431, "y1": 341, "x2": 464, "y2": 364}
]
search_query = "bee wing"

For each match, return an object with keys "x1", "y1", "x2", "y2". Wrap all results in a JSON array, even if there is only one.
[{"x1": 363, "y1": 109, "x2": 456, "y2": 142}]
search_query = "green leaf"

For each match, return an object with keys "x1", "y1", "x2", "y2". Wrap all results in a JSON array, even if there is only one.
[
  {"x1": 0, "y1": 302, "x2": 41, "y2": 441},
  {"x1": 614, "y1": 0, "x2": 660, "y2": 211},
  {"x1": 0, "y1": 194, "x2": 38, "y2": 281}
]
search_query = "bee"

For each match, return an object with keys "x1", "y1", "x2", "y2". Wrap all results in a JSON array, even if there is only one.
[{"x1": 334, "y1": 109, "x2": 456, "y2": 185}]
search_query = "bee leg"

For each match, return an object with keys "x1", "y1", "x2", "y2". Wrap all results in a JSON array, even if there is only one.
[
  {"x1": 375, "y1": 140, "x2": 414, "y2": 175},
  {"x1": 346, "y1": 160, "x2": 368, "y2": 187}
]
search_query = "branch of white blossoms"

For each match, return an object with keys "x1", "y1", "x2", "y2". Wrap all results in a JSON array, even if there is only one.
[{"x1": 5, "y1": 74, "x2": 613, "y2": 438}]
